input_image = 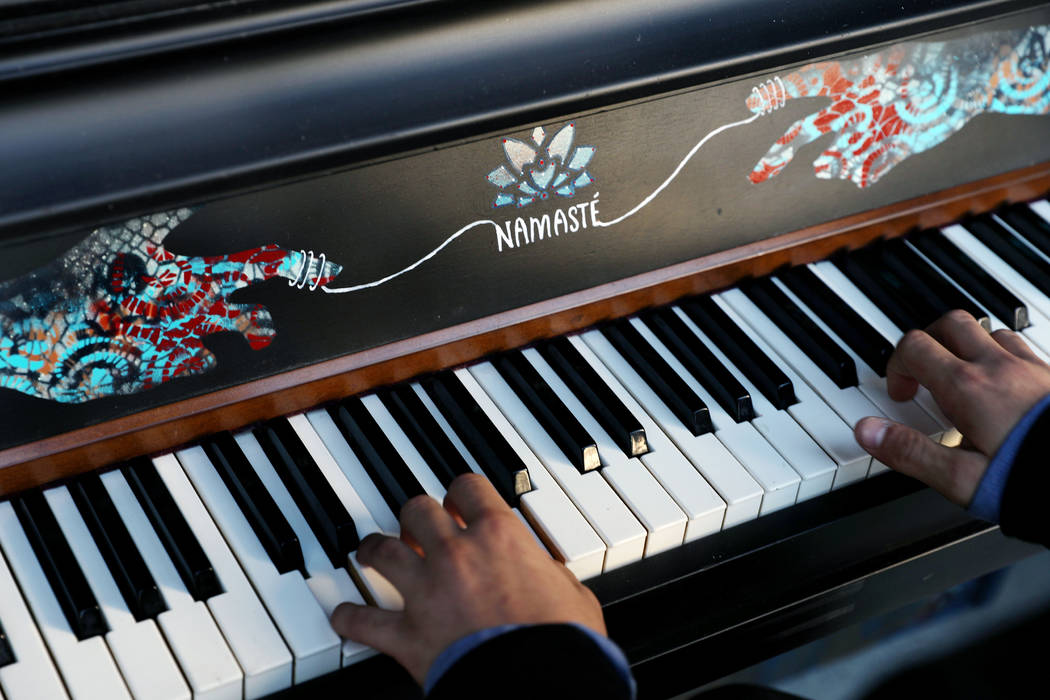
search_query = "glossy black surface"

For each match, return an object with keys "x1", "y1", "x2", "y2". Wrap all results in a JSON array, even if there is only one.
[
  {"x1": 13, "y1": 492, "x2": 107, "y2": 641},
  {"x1": 421, "y1": 373, "x2": 531, "y2": 506},
  {"x1": 999, "y1": 205, "x2": 1050, "y2": 258},
  {"x1": 203, "y1": 433, "x2": 305, "y2": 575},
  {"x1": 123, "y1": 458, "x2": 224, "y2": 601},
  {"x1": 0, "y1": 618, "x2": 12, "y2": 668},
  {"x1": 495, "y1": 352, "x2": 600, "y2": 473},
  {"x1": 332, "y1": 398, "x2": 427, "y2": 514},
  {"x1": 379, "y1": 385, "x2": 473, "y2": 488},
  {"x1": 645, "y1": 307, "x2": 755, "y2": 422},
  {"x1": 741, "y1": 277, "x2": 858, "y2": 389},
  {"x1": 884, "y1": 239, "x2": 989, "y2": 328},
  {"x1": 538, "y1": 337, "x2": 648, "y2": 457},
  {"x1": 966, "y1": 216, "x2": 1050, "y2": 299},
  {"x1": 71, "y1": 474, "x2": 167, "y2": 621},
  {"x1": 909, "y1": 230, "x2": 1029, "y2": 331},
  {"x1": 679, "y1": 296, "x2": 797, "y2": 410},
  {"x1": 255, "y1": 419, "x2": 360, "y2": 567},
  {"x1": 601, "y1": 321, "x2": 712, "y2": 436},
  {"x1": 833, "y1": 249, "x2": 924, "y2": 331},
  {"x1": 779, "y1": 265, "x2": 894, "y2": 376}
]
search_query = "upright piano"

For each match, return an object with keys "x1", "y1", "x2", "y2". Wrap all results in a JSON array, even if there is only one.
[{"x1": 1, "y1": 1, "x2": 1049, "y2": 698}]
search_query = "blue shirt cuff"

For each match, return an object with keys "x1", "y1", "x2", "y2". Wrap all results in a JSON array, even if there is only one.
[
  {"x1": 423, "y1": 623, "x2": 636, "y2": 696},
  {"x1": 969, "y1": 393, "x2": 1050, "y2": 522}
]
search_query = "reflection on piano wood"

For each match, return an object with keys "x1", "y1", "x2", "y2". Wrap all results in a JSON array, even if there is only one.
[{"x1": 0, "y1": 178, "x2": 1048, "y2": 699}]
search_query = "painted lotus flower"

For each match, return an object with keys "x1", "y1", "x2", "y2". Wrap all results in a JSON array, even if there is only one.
[{"x1": 486, "y1": 123, "x2": 596, "y2": 208}]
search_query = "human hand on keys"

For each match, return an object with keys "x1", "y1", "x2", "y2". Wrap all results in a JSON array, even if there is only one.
[
  {"x1": 855, "y1": 310, "x2": 1050, "y2": 505},
  {"x1": 329, "y1": 473, "x2": 606, "y2": 685}
]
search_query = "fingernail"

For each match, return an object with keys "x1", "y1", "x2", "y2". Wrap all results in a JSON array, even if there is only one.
[{"x1": 856, "y1": 417, "x2": 891, "y2": 449}]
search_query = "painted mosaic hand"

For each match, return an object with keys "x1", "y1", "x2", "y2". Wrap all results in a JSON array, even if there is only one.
[
  {"x1": 0, "y1": 209, "x2": 341, "y2": 403},
  {"x1": 747, "y1": 25, "x2": 1050, "y2": 188}
]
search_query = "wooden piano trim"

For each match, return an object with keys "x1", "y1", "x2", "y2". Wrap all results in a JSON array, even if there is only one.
[{"x1": 2, "y1": 160, "x2": 1050, "y2": 495}]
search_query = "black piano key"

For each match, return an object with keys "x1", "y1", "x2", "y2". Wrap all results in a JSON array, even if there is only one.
[
  {"x1": 379, "y1": 385, "x2": 473, "y2": 488},
  {"x1": 832, "y1": 248, "x2": 925, "y2": 331},
  {"x1": 538, "y1": 337, "x2": 648, "y2": 457},
  {"x1": 70, "y1": 474, "x2": 167, "y2": 621},
  {"x1": 331, "y1": 397, "x2": 427, "y2": 515},
  {"x1": 494, "y1": 352, "x2": 601, "y2": 473},
  {"x1": 14, "y1": 492, "x2": 108, "y2": 641},
  {"x1": 123, "y1": 458, "x2": 223, "y2": 602},
  {"x1": 741, "y1": 277, "x2": 858, "y2": 389},
  {"x1": 883, "y1": 238, "x2": 990, "y2": 329},
  {"x1": 909, "y1": 230, "x2": 1029, "y2": 331},
  {"x1": 966, "y1": 215, "x2": 1050, "y2": 300},
  {"x1": 998, "y1": 204, "x2": 1050, "y2": 259},
  {"x1": 254, "y1": 419, "x2": 360, "y2": 568},
  {"x1": 0, "y1": 619, "x2": 14, "y2": 668},
  {"x1": 601, "y1": 320, "x2": 712, "y2": 436},
  {"x1": 202, "y1": 433, "x2": 305, "y2": 576},
  {"x1": 679, "y1": 295, "x2": 797, "y2": 410},
  {"x1": 645, "y1": 307, "x2": 755, "y2": 422},
  {"x1": 421, "y1": 373, "x2": 532, "y2": 506},
  {"x1": 779, "y1": 265, "x2": 894, "y2": 376}
]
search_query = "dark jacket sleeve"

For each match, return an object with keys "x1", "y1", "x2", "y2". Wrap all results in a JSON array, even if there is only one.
[
  {"x1": 427, "y1": 624, "x2": 634, "y2": 700},
  {"x1": 998, "y1": 406, "x2": 1050, "y2": 547}
]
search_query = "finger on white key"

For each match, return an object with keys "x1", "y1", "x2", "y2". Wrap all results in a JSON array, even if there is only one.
[
  {"x1": 471, "y1": 360, "x2": 646, "y2": 570},
  {"x1": 151, "y1": 454, "x2": 292, "y2": 698},
  {"x1": 100, "y1": 470, "x2": 242, "y2": 700},
  {"x1": 46, "y1": 486, "x2": 189, "y2": 700},
  {"x1": 234, "y1": 430, "x2": 372, "y2": 666},
  {"x1": 453, "y1": 368, "x2": 607, "y2": 579},
  {"x1": 0, "y1": 543, "x2": 68, "y2": 700},
  {"x1": 0, "y1": 502, "x2": 130, "y2": 700},
  {"x1": 287, "y1": 414, "x2": 404, "y2": 611}
]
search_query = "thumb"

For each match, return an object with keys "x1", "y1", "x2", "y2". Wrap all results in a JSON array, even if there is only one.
[
  {"x1": 854, "y1": 417, "x2": 988, "y2": 506},
  {"x1": 330, "y1": 602, "x2": 403, "y2": 656}
]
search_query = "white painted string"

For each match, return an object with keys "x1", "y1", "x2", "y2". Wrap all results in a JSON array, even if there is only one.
[
  {"x1": 594, "y1": 111, "x2": 761, "y2": 228},
  {"x1": 321, "y1": 218, "x2": 501, "y2": 293}
]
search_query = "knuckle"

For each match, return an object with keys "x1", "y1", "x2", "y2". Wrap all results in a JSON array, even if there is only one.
[{"x1": 399, "y1": 494, "x2": 435, "y2": 519}]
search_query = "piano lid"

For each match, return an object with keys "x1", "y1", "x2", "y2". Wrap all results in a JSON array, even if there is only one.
[{"x1": 0, "y1": 0, "x2": 1042, "y2": 242}]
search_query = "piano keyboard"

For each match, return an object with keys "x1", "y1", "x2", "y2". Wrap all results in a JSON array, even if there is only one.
[{"x1": 1, "y1": 201, "x2": 1050, "y2": 700}]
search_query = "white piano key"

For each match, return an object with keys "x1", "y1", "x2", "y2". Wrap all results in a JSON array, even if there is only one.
[
  {"x1": 669, "y1": 305, "x2": 838, "y2": 499},
  {"x1": 523, "y1": 347, "x2": 688, "y2": 556},
  {"x1": 233, "y1": 430, "x2": 373, "y2": 667},
  {"x1": 1031, "y1": 200, "x2": 1050, "y2": 225},
  {"x1": 453, "y1": 367, "x2": 608, "y2": 579},
  {"x1": 470, "y1": 360, "x2": 647, "y2": 570},
  {"x1": 0, "y1": 501, "x2": 131, "y2": 700},
  {"x1": 289, "y1": 413, "x2": 404, "y2": 610},
  {"x1": 807, "y1": 260, "x2": 957, "y2": 443},
  {"x1": 175, "y1": 445, "x2": 341, "y2": 683},
  {"x1": 0, "y1": 545, "x2": 68, "y2": 700},
  {"x1": 99, "y1": 470, "x2": 242, "y2": 700},
  {"x1": 151, "y1": 454, "x2": 292, "y2": 699},
  {"x1": 771, "y1": 276, "x2": 944, "y2": 441},
  {"x1": 719, "y1": 287, "x2": 888, "y2": 429},
  {"x1": 570, "y1": 334, "x2": 727, "y2": 538},
  {"x1": 630, "y1": 316, "x2": 802, "y2": 513},
  {"x1": 305, "y1": 408, "x2": 399, "y2": 535},
  {"x1": 360, "y1": 394, "x2": 447, "y2": 502},
  {"x1": 709, "y1": 296, "x2": 872, "y2": 487},
  {"x1": 44, "y1": 487, "x2": 189, "y2": 700}
]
